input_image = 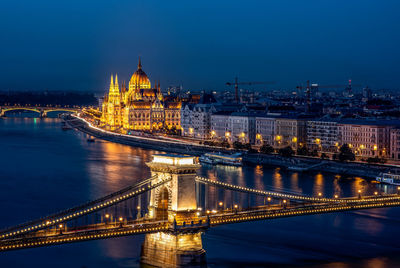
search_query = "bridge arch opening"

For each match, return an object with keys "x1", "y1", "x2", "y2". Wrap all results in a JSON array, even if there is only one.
[{"x1": 156, "y1": 187, "x2": 169, "y2": 220}]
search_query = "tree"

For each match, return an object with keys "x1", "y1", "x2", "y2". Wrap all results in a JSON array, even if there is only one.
[
  {"x1": 233, "y1": 141, "x2": 244, "y2": 150},
  {"x1": 260, "y1": 144, "x2": 274, "y2": 154},
  {"x1": 220, "y1": 140, "x2": 230, "y2": 148},
  {"x1": 279, "y1": 146, "x2": 294, "y2": 157},
  {"x1": 248, "y1": 148, "x2": 258, "y2": 153},
  {"x1": 367, "y1": 156, "x2": 387, "y2": 164},
  {"x1": 321, "y1": 153, "x2": 328, "y2": 159},
  {"x1": 338, "y1": 144, "x2": 355, "y2": 162},
  {"x1": 310, "y1": 149, "x2": 319, "y2": 157},
  {"x1": 297, "y1": 146, "x2": 309, "y2": 156},
  {"x1": 243, "y1": 143, "x2": 252, "y2": 150}
]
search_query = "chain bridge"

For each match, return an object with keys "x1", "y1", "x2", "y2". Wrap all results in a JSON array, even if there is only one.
[
  {"x1": 1, "y1": 154, "x2": 399, "y2": 266},
  {"x1": 0, "y1": 106, "x2": 78, "y2": 117}
]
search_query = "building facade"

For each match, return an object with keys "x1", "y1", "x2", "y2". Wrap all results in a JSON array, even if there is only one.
[
  {"x1": 338, "y1": 120, "x2": 392, "y2": 158},
  {"x1": 210, "y1": 112, "x2": 231, "y2": 142},
  {"x1": 274, "y1": 117, "x2": 305, "y2": 149},
  {"x1": 255, "y1": 116, "x2": 275, "y2": 146},
  {"x1": 390, "y1": 128, "x2": 400, "y2": 161},
  {"x1": 306, "y1": 119, "x2": 339, "y2": 153},
  {"x1": 181, "y1": 100, "x2": 218, "y2": 139},
  {"x1": 100, "y1": 58, "x2": 181, "y2": 132}
]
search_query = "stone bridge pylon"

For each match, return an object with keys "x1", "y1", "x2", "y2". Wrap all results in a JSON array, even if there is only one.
[{"x1": 141, "y1": 154, "x2": 207, "y2": 268}]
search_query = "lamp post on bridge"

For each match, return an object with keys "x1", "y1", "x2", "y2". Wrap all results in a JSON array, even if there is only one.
[{"x1": 282, "y1": 199, "x2": 287, "y2": 209}]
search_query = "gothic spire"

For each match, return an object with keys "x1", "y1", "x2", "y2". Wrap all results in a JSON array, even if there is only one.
[{"x1": 114, "y1": 74, "x2": 119, "y2": 91}]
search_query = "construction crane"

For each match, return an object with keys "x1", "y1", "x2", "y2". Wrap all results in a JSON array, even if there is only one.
[
  {"x1": 297, "y1": 80, "x2": 362, "y2": 111},
  {"x1": 226, "y1": 77, "x2": 275, "y2": 103},
  {"x1": 310, "y1": 80, "x2": 361, "y2": 94}
]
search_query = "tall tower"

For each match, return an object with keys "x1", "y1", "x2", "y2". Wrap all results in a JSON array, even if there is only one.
[
  {"x1": 141, "y1": 154, "x2": 206, "y2": 268},
  {"x1": 146, "y1": 154, "x2": 200, "y2": 222},
  {"x1": 109, "y1": 74, "x2": 120, "y2": 105}
]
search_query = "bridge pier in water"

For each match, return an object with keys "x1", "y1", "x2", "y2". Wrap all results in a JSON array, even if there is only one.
[
  {"x1": 141, "y1": 232, "x2": 206, "y2": 268},
  {"x1": 141, "y1": 154, "x2": 207, "y2": 268}
]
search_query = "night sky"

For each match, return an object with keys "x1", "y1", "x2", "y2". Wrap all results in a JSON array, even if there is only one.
[{"x1": 1, "y1": 0, "x2": 399, "y2": 92}]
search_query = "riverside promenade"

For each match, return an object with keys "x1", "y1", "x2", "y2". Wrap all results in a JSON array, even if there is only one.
[{"x1": 65, "y1": 115, "x2": 396, "y2": 179}]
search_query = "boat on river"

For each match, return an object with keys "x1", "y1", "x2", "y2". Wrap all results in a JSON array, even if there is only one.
[
  {"x1": 376, "y1": 172, "x2": 400, "y2": 186},
  {"x1": 199, "y1": 152, "x2": 242, "y2": 166}
]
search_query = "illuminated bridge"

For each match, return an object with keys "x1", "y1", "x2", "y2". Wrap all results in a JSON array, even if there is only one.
[
  {"x1": 1, "y1": 154, "x2": 399, "y2": 266},
  {"x1": 0, "y1": 106, "x2": 78, "y2": 117}
]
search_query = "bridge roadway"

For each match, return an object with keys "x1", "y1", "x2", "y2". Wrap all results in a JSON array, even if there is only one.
[{"x1": 1, "y1": 194, "x2": 400, "y2": 252}]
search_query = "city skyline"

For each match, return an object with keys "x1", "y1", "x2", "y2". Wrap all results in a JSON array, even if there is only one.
[{"x1": 1, "y1": 0, "x2": 400, "y2": 92}]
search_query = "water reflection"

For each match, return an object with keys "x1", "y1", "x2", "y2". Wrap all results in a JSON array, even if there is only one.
[
  {"x1": 2, "y1": 117, "x2": 400, "y2": 267},
  {"x1": 141, "y1": 232, "x2": 206, "y2": 268}
]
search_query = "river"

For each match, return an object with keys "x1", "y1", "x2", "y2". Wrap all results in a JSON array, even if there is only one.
[{"x1": 1, "y1": 116, "x2": 400, "y2": 267}]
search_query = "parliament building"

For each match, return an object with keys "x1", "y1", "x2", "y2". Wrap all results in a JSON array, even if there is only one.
[{"x1": 100, "y1": 58, "x2": 181, "y2": 132}]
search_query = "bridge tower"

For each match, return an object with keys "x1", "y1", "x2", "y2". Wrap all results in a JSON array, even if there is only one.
[
  {"x1": 146, "y1": 154, "x2": 200, "y2": 222},
  {"x1": 141, "y1": 154, "x2": 206, "y2": 268}
]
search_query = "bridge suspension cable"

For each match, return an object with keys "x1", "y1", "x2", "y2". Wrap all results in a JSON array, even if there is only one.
[
  {"x1": 195, "y1": 177, "x2": 400, "y2": 203},
  {"x1": 0, "y1": 175, "x2": 171, "y2": 239}
]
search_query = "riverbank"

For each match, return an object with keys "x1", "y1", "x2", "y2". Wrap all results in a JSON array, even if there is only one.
[{"x1": 65, "y1": 115, "x2": 396, "y2": 179}]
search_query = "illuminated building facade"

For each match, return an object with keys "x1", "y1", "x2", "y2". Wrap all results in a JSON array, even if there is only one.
[{"x1": 100, "y1": 58, "x2": 181, "y2": 132}]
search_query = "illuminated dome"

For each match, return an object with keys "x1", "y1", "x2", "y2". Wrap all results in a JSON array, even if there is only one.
[{"x1": 130, "y1": 58, "x2": 151, "y2": 89}]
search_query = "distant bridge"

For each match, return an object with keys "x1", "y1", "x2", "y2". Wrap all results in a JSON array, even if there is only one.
[
  {"x1": 1, "y1": 154, "x2": 399, "y2": 266},
  {"x1": 0, "y1": 106, "x2": 78, "y2": 117}
]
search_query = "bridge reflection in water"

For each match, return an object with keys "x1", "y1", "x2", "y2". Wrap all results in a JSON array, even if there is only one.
[{"x1": 1, "y1": 154, "x2": 400, "y2": 267}]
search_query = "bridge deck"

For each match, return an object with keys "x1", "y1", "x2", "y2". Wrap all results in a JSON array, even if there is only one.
[{"x1": 2, "y1": 196, "x2": 400, "y2": 252}]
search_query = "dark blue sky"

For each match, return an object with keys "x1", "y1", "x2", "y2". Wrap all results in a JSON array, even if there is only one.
[{"x1": 1, "y1": 0, "x2": 399, "y2": 93}]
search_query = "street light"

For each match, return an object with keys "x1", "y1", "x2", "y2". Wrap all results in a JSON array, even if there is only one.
[{"x1": 318, "y1": 192, "x2": 322, "y2": 197}]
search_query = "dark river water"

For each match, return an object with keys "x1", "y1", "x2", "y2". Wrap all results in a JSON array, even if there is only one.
[{"x1": 1, "y1": 116, "x2": 400, "y2": 268}]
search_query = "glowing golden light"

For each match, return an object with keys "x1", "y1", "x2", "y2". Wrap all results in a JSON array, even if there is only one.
[
  {"x1": 292, "y1": 137, "x2": 297, "y2": 143},
  {"x1": 315, "y1": 138, "x2": 321, "y2": 145},
  {"x1": 373, "y1": 145, "x2": 378, "y2": 151}
]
